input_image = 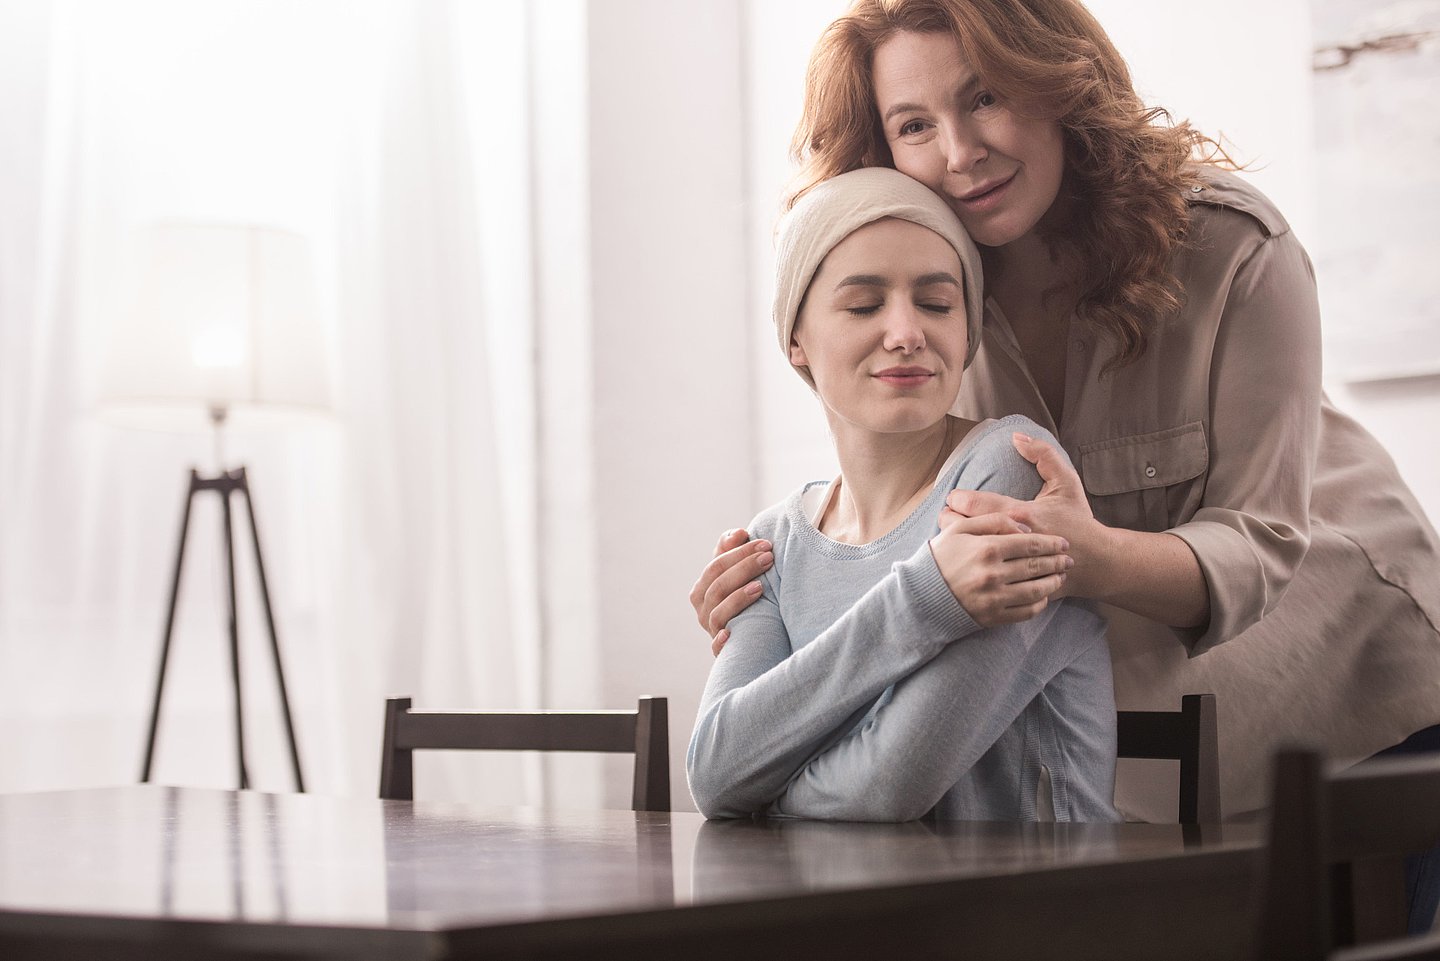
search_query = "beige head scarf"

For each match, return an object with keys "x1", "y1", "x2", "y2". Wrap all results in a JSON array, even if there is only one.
[{"x1": 773, "y1": 166, "x2": 984, "y2": 388}]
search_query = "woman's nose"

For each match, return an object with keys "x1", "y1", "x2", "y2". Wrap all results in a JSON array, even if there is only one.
[
  {"x1": 942, "y1": 123, "x2": 987, "y2": 174},
  {"x1": 882, "y1": 305, "x2": 926, "y2": 353}
]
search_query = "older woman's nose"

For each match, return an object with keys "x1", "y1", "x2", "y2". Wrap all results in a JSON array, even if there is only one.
[{"x1": 942, "y1": 124, "x2": 987, "y2": 174}]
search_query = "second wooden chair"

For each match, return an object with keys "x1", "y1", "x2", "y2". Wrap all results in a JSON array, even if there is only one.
[{"x1": 379, "y1": 695, "x2": 669, "y2": 812}]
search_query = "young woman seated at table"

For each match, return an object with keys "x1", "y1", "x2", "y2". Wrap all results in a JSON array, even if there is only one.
[{"x1": 686, "y1": 167, "x2": 1117, "y2": 822}]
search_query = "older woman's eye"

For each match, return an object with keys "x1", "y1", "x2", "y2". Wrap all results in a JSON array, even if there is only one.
[{"x1": 898, "y1": 119, "x2": 928, "y2": 137}]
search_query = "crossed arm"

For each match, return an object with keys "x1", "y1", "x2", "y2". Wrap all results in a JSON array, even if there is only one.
[
  {"x1": 687, "y1": 540, "x2": 1096, "y2": 821},
  {"x1": 689, "y1": 424, "x2": 1088, "y2": 820}
]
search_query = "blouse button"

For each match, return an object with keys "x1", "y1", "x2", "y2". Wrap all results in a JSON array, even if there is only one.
[{"x1": 1145, "y1": 465, "x2": 1157, "y2": 478}]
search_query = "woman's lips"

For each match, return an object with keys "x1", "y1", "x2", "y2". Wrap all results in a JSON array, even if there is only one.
[
  {"x1": 873, "y1": 368, "x2": 934, "y2": 388},
  {"x1": 954, "y1": 172, "x2": 1015, "y2": 213}
]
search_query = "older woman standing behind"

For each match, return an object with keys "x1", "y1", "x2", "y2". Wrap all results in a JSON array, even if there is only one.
[{"x1": 691, "y1": 0, "x2": 1440, "y2": 924}]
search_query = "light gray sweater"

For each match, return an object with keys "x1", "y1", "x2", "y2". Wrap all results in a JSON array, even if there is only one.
[{"x1": 687, "y1": 415, "x2": 1118, "y2": 822}]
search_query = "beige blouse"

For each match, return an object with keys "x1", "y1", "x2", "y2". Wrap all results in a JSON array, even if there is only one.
[{"x1": 954, "y1": 167, "x2": 1440, "y2": 819}]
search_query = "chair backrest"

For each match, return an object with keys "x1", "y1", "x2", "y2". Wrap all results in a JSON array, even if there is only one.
[
  {"x1": 1256, "y1": 747, "x2": 1440, "y2": 961},
  {"x1": 379, "y1": 695, "x2": 669, "y2": 811},
  {"x1": 1116, "y1": 693, "x2": 1221, "y2": 823}
]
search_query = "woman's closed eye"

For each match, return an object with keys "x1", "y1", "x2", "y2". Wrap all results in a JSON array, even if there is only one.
[
  {"x1": 844, "y1": 302, "x2": 884, "y2": 317},
  {"x1": 918, "y1": 300, "x2": 955, "y2": 315}
]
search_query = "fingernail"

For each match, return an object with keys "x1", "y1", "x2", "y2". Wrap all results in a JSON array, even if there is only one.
[
  {"x1": 1017, "y1": 523, "x2": 1032, "y2": 533},
  {"x1": 755, "y1": 540, "x2": 771, "y2": 551},
  {"x1": 1065, "y1": 556, "x2": 1075, "y2": 569},
  {"x1": 745, "y1": 581, "x2": 762, "y2": 596},
  {"x1": 758, "y1": 551, "x2": 774, "y2": 569},
  {"x1": 1061, "y1": 539, "x2": 1070, "y2": 551}
]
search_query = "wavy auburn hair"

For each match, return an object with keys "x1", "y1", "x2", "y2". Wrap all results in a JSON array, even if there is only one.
[{"x1": 790, "y1": 0, "x2": 1232, "y2": 369}]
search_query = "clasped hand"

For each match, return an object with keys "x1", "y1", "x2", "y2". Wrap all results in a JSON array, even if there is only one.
[
  {"x1": 939, "y1": 432, "x2": 1106, "y2": 612},
  {"x1": 928, "y1": 507, "x2": 1071, "y2": 626}
]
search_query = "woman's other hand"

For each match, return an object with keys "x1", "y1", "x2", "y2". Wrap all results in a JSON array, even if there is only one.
[
  {"x1": 929, "y1": 510, "x2": 1072, "y2": 625},
  {"x1": 946, "y1": 433, "x2": 1110, "y2": 600},
  {"x1": 690, "y1": 529, "x2": 773, "y2": 656}
]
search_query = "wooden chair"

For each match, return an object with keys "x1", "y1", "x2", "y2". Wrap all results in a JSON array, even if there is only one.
[
  {"x1": 379, "y1": 695, "x2": 670, "y2": 811},
  {"x1": 1116, "y1": 693, "x2": 1221, "y2": 823},
  {"x1": 1256, "y1": 747, "x2": 1440, "y2": 960}
]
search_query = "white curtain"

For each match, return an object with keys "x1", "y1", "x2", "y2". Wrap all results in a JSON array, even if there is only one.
[{"x1": 0, "y1": 0, "x2": 549, "y2": 801}]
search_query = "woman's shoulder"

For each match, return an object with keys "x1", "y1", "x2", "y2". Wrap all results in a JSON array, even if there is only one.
[
  {"x1": 945, "y1": 414, "x2": 1060, "y2": 500},
  {"x1": 1185, "y1": 165, "x2": 1292, "y2": 241},
  {"x1": 746, "y1": 480, "x2": 829, "y2": 550},
  {"x1": 961, "y1": 414, "x2": 1061, "y2": 463}
]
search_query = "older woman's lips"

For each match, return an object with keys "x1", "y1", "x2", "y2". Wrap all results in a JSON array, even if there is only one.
[
  {"x1": 955, "y1": 173, "x2": 1015, "y2": 213},
  {"x1": 874, "y1": 367, "x2": 934, "y2": 388}
]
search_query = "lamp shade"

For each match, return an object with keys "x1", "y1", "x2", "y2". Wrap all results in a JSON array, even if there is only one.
[{"x1": 99, "y1": 222, "x2": 332, "y2": 429}]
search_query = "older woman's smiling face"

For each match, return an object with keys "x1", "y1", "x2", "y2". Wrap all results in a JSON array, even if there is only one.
[
  {"x1": 789, "y1": 217, "x2": 968, "y2": 438},
  {"x1": 872, "y1": 30, "x2": 1066, "y2": 250}
]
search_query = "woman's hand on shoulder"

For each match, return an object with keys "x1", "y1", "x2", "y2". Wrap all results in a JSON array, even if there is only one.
[
  {"x1": 929, "y1": 509, "x2": 1072, "y2": 625},
  {"x1": 946, "y1": 433, "x2": 1112, "y2": 601},
  {"x1": 690, "y1": 529, "x2": 773, "y2": 656}
]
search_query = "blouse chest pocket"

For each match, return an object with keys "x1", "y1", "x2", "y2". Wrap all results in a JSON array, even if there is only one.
[{"x1": 1078, "y1": 422, "x2": 1209, "y2": 533}]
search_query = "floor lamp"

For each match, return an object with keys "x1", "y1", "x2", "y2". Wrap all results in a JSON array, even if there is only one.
[{"x1": 99, "y1": 222, "x2": 332, "y2": 792}]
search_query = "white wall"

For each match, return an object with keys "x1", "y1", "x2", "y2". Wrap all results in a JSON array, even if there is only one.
[
  {"x1": 1311, "y1": 0, "x2": 1440, "y2": 525},
  {"x1": 742, "y1": 1, "x2": 852, "y2": 507},
  {"x1": 579, "y1": 0, "x2": 755, "y2": 809}
]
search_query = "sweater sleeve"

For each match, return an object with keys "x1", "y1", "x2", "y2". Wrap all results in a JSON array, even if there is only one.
[
  {"x1": 686, "y1": 547, "x2": 977, "y2": 819},
  {"x1": 687, "y1": 418, "x2": 1081, "y2": 821},
  {"x1": 768, "y1": 419, "x2": 1104, "y2": 821},
  {"x1": 768, "y1": 600, "x2": 1104, "y2": 821}
]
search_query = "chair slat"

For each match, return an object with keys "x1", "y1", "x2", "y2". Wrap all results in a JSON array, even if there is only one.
[
  {"x1": 1330, "y1": 757, "x2": 1440, "y2": 862},
  {"x1": 394, "y1": 711, "x2": 639, "y2": 753},
  {"x1": 379, "y1": 695, "x2": 669, "y2": 811}
]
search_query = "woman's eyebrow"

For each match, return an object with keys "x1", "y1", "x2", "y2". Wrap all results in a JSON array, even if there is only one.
[
  {"x1": 913, "y1": 272, "x2": 962, "y2": 288},
  {"x1": 880, "y1": 74, "x2": 981, "y2": 123},
  {"x1": 835, "y1": 274, "x2": 889, "y2": 289},
  {"x1": 834, "y1": 271, "x2": 961, "y2": 289},
  {"x1": 881, "y1": 101, "x2": 925, "y2": 124}
]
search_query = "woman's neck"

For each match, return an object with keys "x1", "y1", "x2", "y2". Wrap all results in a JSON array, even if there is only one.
[
  {"x1": 983, "y1": 189, "x2": 1079, "y2": 308},
  {"x1": 984, "y1": 230, "x2": 1068, "y2": 305},
  {"x1": 819, "y1": 415, "x2": 975, "y2": 545}
]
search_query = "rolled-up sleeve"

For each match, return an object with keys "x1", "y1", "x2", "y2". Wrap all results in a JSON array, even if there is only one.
[{"x1": 1169, "y1": 228, "x2": 1321, "y2": 654}]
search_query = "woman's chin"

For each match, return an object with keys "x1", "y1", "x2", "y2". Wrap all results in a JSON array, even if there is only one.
[{"x1": 828, "y1": 407, "x2": 954, "y2": 439}]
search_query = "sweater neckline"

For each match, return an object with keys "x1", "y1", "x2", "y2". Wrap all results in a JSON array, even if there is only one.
[{"x1": 795, "y1": 417, "x2": 999, "y2": 558}]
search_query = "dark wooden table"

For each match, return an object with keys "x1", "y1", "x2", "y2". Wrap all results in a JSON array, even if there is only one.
[{"x1": 0, "y1": 785, "x2": 1264, "y2": 960}]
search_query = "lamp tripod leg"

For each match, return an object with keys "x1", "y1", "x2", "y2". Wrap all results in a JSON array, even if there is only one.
[
  {"x1": 239, "y1": 469, "x2": 306, "y2": 792},
  {"x1": 141, "y1": 471, "x2": 200, "y2": 783},
  {"x1": 222, "y1": 484, "x2": 249, "y2": 790}
]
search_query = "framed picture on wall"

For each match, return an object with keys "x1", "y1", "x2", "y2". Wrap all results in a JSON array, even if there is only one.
[{"x1": 1311, "y1": 0, "x2": 1440, "y2": 384}]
